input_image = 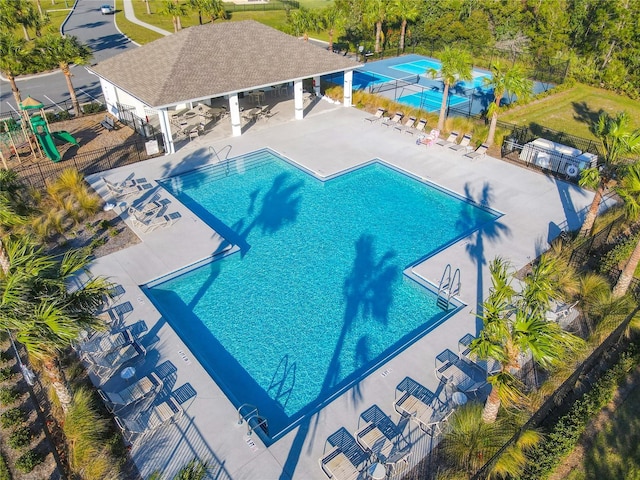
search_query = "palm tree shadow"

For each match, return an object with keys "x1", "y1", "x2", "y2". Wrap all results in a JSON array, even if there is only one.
[
  {"x1": 458, "y1": 183, "x2": 511, "y2": 333},
  {"x1": 278, "y1": 234, "x2": 398, "y2": 479},
  {"x1": 572, "y1": 101, "x2": 606, "y2": 130}
]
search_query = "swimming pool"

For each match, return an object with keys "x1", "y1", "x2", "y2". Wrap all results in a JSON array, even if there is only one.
[
  {"x1": 398, "y1": 90, "x2": 469, "y2": 112},
  {"x1": 146, "y1": 150, "x2": 498, "y2": 440}
]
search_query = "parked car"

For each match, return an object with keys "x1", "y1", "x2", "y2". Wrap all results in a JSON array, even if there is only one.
[{"x1": 100, "y1": 4, "x2": 114, "y2": 14}]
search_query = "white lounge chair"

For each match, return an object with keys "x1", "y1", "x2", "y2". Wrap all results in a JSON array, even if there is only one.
[
  {"x1": 406, "y1": 118, "x2": 427, "y2": 136},
  {"x1": 98, "y1": 372, "x2": 163, "y2": 413},
  {"x1": 319, "y1": 447, "x2": 361, "y2": 480},
  {"x1": 364, "y1": 108, "x2": 385, "y2": 124},
  {"x1": 394, "y1": 116, "x2": 416, "y2": 133},
  {"x1": 102, "y1": 176, "x2": 151, "y2": 199},
  {"x1": 381, "y1": 112, "x2": 403, "y2": 128},
  {"x1": 393, "y1": 392, "x2": 452, "y2": 436},
  {"x1": 79, "y1": 329, "x2": 133, "y2": 359},
  {"x1": 465, "y1": 143, "x2": 489, "y2": 160},
  {"x1": 87, "y1": 340, "x2": 146, "y2": 380},
  {"x1": 436, "y1": 131, "x2": 459, "y2": 147},
  {"x1": 130, "y1": 211, "x2": 181, "y2": 233},
  {"x1": 449, "y1": 133, "x2": 473, "y2": 152},
  {"x1": 435, "y1": 349, "x2": 487, "y2": 394},
  {"x1": 115, "y1": 397, "x2": 183, "y2": 445}
]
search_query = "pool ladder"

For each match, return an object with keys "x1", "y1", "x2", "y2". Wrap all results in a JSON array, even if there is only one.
[
  {"x1": 238, "y1": 403, "x2": 269, "y2": 436},
  {"x1": 437, "y1": 264, "x2": 460, "y2": 310}
]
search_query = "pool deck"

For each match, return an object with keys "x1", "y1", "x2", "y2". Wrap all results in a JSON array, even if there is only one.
[{"x1": 86, "y1": 105, "x2": 597, "y2": 479}]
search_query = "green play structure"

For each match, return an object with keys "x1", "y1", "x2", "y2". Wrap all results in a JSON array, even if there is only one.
[{"x1": 20, "y1": 96, "x2": 78, "y2": 163}]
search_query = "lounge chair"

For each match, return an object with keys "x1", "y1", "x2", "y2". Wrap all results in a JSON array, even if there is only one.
[
  {"x1": 394, "y1": 391, "x2": 452, "y2": 436},
  {"x1": 130, "y1": 211, "x2": 181, "y2": 233},
  {"x1": 394, "y1": 116, "x2": 416, "y2": 133},
  {"x1": 128, "y1": 200, "x2": 163, "y2": 219},
  {"x1": 458, "y1": 333, "x2": 501, "y2": 375},
  {"x1": 381, "y1": 112, "x2": 403, "y2": 128},
  {"x1": 102, "y1": 176, "x2": 151, "y2": 199},
  {"x1": 406, "y1": 118, "x2": 427, "y2": 136},
  {"x1": 545, "y1": 300, "x2": 579, "y2": 322},
  {"x1": 435, "y1": 131, "x2": 459, "y2": 147},
  {"x1": 98, "y1": 372, "x2": 163, "y2": 413},
  {"x1": 319, "y1": 447, "x2": 360, "y2": 480},
  {"x1": 79, "y1": 329, "x2": 133, "y2": 360},
  {"x1": 435, "y1": 349, "x2": 488, "y2": 394},
  {"x1": 87, "y1": 340, "x2": 146, "y2": 380},
  {"x1": 464, "y1": 143, "x2": 489, "y2": 160},
  {"x1": 364, "y1": 108, "x2": 385, "y2": 124},
  {"x1": 115, "y1": 397, "x2": 183, "y2": 445},
  {"x1": 449, "y1": 133, "x2": 473, "y2": 152}
]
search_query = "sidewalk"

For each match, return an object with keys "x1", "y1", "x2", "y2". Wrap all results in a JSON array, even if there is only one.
[{"x1": 122, "y1": 0, "x2": 171, "y2": 36}]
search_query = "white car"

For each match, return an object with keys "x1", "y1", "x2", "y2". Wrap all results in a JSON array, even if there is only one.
[{"x1": 100, "y1": 4, "x2": 114, "y2": 14}]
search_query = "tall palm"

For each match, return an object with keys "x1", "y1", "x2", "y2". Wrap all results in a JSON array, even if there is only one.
[
  {"x1": 0, "y1": 33, "x2": 29, "y2": 106},
  {"x1": 287, "y1": 7, "x2": 317, "y2": 42},
  {"x1": 428, "y1": 47, "x2": 473, "y2": 132},
  {"x1": 484, "y1": 62, "x2": 532, "y2": 147},
  {"x1": 189, "y1": 0, "x2": 225, "y2": 25},
  {"x1": 612, "y1": 163, "x2": 640, "y2": 297},
  {"x1": 36, "y1": 34, "x2": 92, "y2": 117},
  {"x1": 578, "y1": 112, "x2": 640, "y2": 237},
  {"x1": 0, "y1": 236, "x2": 110, "y2": 411},
  {"x1": 363, "y1": 0, "x2": 391, "y2": 54},
  {"x1": 389, "y1": 0, "x2": 420, "y2": 51},
  {"x1": 0, "y1": 0, "x2": 39, "y2": 41},
  {"x1": 441, "y1": 403, "x2": 541, "y2": 479},
  {"x1": 470, "y1": 257, "x2": 584, "y2": 423},
  {"x1": 160, "y1": 0, "x2": 189, "y2": 32},
  {"x1": 320, "y1": 4, "x2": 346, "y2": 52}
]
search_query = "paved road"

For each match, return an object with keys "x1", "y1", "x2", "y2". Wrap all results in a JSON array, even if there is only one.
[{"x1": 0, "y1": 0, "x2": 136, "y2": 115}]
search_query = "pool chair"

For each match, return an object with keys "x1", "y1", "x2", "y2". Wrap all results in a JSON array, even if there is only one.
[
  {"x1": 435, "y1": 349, "x2": 488, "y2": 395},
  {"x1": 464, "y1": 143, "x2": 489, "y2": 160},
  {"x1": 406, "y1": 118, "x2": 427, "y2": 136},
  {"x1": 79, "y1": 329, "x2": 134, "y2": 360},
  {"x1": 394, "y1": 115, "x2": 416, "y2": 133},
  {"x1": 102, "y1": 176, "x2": 151, "y2": 199},
  {"x1": 364, "y1": 108, "x2": 385, "y2": 124},
  {"x1": 355, "y1": 422, "x2": 411, "y2": 473},
  {"x1": 320, "y1": 428, "x2": 370, "y2": 480},
  {"x1": 449, "y1": 133, "x2": 473, "y2": 153},
  {"x1": 381, "y1": 112, "x2": 403, "y2": 128},
  {"x1": 115, "y1": 397, "x2": 183, "y2": 446},
  {"x1": 393, "y1": 388, "x2": 452, "y2": 436},
  {"x1": 130, "y1": 211, "x2": 181, "y2": 233},
  {"x1": 128, "y1": 200, "x2": 163, "y2": 219},
  {"x1": 99, "y1": 372, "x2": 163, "y2": 413},
  {"x1": 87, "y1": 340, "x2": 146, "y2": 380},
  {"x1": 458, "y1": 333, "x2": 501, "y2": 375},
  {"x1": 435, "y1": 131, "x2": 459, "y2": 147}
]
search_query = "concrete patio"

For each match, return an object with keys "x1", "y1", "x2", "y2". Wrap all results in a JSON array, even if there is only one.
[{"x1": 86, "y1": 105, "x2": 596, "y2": 479}]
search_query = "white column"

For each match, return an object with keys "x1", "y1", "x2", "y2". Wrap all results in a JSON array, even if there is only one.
[
  {"x1": 157, "y1": 108, "x2": 175, "y2": 155},
  {"x1": 229, "y1": 93, "x2": 242, "y2": 137},
  {"x1": 294, "y1": 79, "x2": 304, "y2": 120},
  {"x1": 313, "y1": 75, "x2": 321, "y2": 96},
  {"x1": 343, "y1": 70, "x2": 353, "y2": 107}
]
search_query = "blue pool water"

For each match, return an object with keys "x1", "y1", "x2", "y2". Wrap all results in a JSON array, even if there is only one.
[
  {"x1": 147, "y1": 150, "x2": 498, "y2": 439},
  {"x1": 398, "y1": 90, "x2": 469, "y2": 112}
]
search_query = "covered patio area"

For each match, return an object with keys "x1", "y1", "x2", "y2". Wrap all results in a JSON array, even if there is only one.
[{"x1": 88, "y1": 20, "x2": 359, "y2": 154}]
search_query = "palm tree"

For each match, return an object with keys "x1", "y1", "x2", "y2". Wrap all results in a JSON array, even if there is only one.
[
  {"x1": 612, "y1": 163, "x2": 640, "y2": 297},
  {"x1": 0, "y1": 0, "x2": 39, "y2": 41},
  {"x1": 484, "y1": 62, "x2": 532, "y2": 147},
  {"x1": 470, "y1": 256, "x2": 585, "y2": 423},
  {"x1": 160, "y1": 0, "x2": 189, "y2": 32},
  {"x1": 428, "y1": 47, "x2": 473, "y2": 132},
  {"x1": 189, "y1": 0, "x2": 225, "y2": 25},
  {"x1": 389, "y1": 0, "x2": 420, "y2": 51},
  {"x1": 0, "y1": 236, "x2": 110, "y2": 411},
  {"x1": 578, "y1": 112, "x2": 640, "y2": 237},
  {"x1": 287, "y1": 7, "x2": 318, "y2": 42},
  {"x1": 36, "y1": 34, "x2": 92, "y2": 117},
  {"x1": 363, "y1": 0, "x2": 391, "y2": 54},
  {"x1": 441, "y1": 403, "x2": 541, "y2": 479},
  {"x1": 320, "y1": 4, "x2": 346, "y2": 52},
  {"x1": 0, "y1": 33, "x2": 29, "y2": 106}
]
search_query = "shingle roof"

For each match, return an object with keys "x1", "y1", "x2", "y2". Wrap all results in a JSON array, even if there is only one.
[{"x1": 89, "y1": 20, "x2": 360, "y2": 108}]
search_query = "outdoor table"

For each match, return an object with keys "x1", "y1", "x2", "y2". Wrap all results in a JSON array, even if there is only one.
[{"x1": 368, "y1": 462, "x2": 387, "y2": 480}]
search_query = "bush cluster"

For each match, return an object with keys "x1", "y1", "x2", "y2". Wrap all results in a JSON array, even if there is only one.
[
  {"x1": 598, "y1": 233, "x2": 640, "y2": 277},
  {"x1": 81, "y1": 102, "x2": 106, "y2": 114},
  {"x1": 15, "y1": 450, "x2": 43, "y2": 473},
  {"x1": 0, "y1": 408, "x2": 25, "y2": 429},
  {"x1": 0, "y1": 387, "x2": 20, "y2": 406},
  {"x1": 0, "y1": 367, "x2": 15, "y2": 383},
  {"x1": 0, "y1": 450, "x2": 10, "y2": 480},
  {"x1": 518, "y1": 345, "x2": 640, "y2": 479},
  {"x1": 8, "y1": 427, "x2": 31, "y2": 450}
]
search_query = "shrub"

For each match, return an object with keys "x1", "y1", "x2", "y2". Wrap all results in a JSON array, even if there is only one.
[
  {"x1": 8, "y1": 427, "x2": 32, "y2": 450},
  {"x1": 0, "y1": 408, "x2": 26, "y2": 429},
  {"x1": 0, "y1": 387, "x2": 21, "y2": 406},
  {"x1": 0, "y1": 367, "x2": 14, "y2": 383},
  {"x1": 82, "y1": 102, "x2": 105, "y2": 114},
  {"x1": 0, "y1": 449, "x2": 10, "y2": 480},
  {"x1": 0, "y1": 351, "x2": 10, "y2": 364},
  {"x1": 15, "y1": 450, "x2": 43, "y2": 473},
  {"x1": 598, "y1": 233, "x2": 640, "y2": 277}
]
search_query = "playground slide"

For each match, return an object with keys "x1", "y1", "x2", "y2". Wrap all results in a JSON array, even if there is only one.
[
  {"x1": 52, "y1": 130, "x2": 78, "y2": 146},
  {"x1": 36, "y1": 133, "x2": 61, "y2": 162}
]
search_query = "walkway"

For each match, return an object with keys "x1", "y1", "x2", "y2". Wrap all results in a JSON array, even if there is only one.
[{"x1": 122, "y1": 0, "x2": 171, "y2": 36}]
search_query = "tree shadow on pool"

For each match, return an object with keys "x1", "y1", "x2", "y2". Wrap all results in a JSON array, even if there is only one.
[
  {"x1": 279, "y1": 233, "x2": 398, "y2": 479},
  {"x1": 458, "y1": 182, "x2": 510, "y2": 334}
]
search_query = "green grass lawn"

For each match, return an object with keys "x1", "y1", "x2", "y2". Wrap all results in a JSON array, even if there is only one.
[
  {"x1": 114, "y1": 0, "x2": 164, "y2": 44},
  {"x1": 501, "y1": 84, "x2": 640, "y2": 140},
  {"x1": 564, "y1": 381, "x2": 640, "y2": 480}
]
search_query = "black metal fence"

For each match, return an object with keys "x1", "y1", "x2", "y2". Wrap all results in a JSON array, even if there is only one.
[
  {"x1": 14, "y1": 134, "x2": 164, "y2": 189},
  {"x1": 116, "y1": 103, "x2": 158, "y2": 140}
]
